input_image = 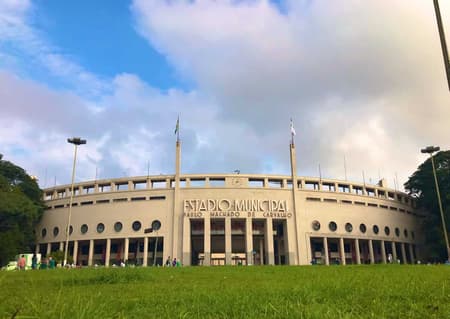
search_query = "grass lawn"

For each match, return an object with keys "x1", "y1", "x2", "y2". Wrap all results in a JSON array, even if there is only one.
[{"x1": 0, "y1": 265, "x2": 449, "y2": 318}]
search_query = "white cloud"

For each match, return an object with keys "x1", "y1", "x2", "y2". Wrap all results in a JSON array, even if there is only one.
[
  {"x1": 130, "y1": 0, "x2": 450, "y2": 189},
  {"x1": 1, "y1": 0, "x2": 450, "y2": 192}
]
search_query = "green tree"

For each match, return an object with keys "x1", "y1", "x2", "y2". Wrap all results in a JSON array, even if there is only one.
[
  {"x1": 404, "y1": 150, "x2": 450, "y2": 261},
  {"x1": 0, "y1": 154, "x2": 44, "y2": 266}
]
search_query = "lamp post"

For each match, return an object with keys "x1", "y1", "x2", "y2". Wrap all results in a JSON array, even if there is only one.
[
  {"x1": 433, "y1": 0, "x2": 450, "y2": 91},
  {"x1": 144, "y1": 220, "x2": 162, "y2": 266},
  {"x1": 421, "y1": 146, "x2": 450, "y2": 262},
  {"x1": 64, "y1": 137, "x2": 86, "y2": 266}
]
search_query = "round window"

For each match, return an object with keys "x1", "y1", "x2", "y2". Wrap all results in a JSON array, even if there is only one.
[
  {"x1": 329, "y1": 221, "x2": 337, "y2": 232},
  {"x1": 69, "y1": 225, "x2": 73, "y2": 235},
  {"x1": 395, "y1": 227, "x2": 400, "y2": 237},
  {"x1": 97, "y1": 223, "x2": 105, "y2": 233},
  {"x1": 41, "y1": 228, "x2": 47, "y2": 238},
  {"x1": 114, "y1": 222, "x2": 123, "y2": 232},
  {"x1": 312, "y1": 220, "x2": 321, "y2": 231},
  {"x1": 373, "y1": 225, "x2": 379, "y2": 234},
  {"x1": 345, "y1": 223, "x2": 353, "y2": 233},
  {"x1": 81, "y1": 224, "x2": 88, "y2": 234},
  {"x1": 359, "y1": 223, "x2": 367, "y2": 233},
  {"x1": 53, "y1": 227, "x2": 59, "y2": 237},
  {"x1": 132, "y1": 221, "x2": 142, "y2": 231},
  {"x1": 151, "y1": 220, "x2": 162, "y2": 231},
  {"x1": 404, "y1": 229, "x2": 408, "y2": 238},
  {"x1": 384, "y1": 226, "x2": 390, "y2": 236}
]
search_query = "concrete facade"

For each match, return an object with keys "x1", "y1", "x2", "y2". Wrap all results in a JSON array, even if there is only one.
[{"x1": 35, "y1": 142, "x2": 423, "y2": 266}]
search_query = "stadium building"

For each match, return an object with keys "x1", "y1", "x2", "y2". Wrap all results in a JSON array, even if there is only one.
[{"x1": 35, "y1": 141, "x2": 423, "y2": 266}]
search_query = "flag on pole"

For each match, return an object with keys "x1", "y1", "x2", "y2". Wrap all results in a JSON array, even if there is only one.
[
  {"x1": 290, "y1": 118, "x2": 296, "y2": 136},
  {"x1": 174, "y1": 116, "x2": 179, "y2": 135}
]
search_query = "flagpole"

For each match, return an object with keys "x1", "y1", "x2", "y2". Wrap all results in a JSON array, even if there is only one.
[
  {"x1": 176, "y1": 116, "x2": 180, "y2": 143},
  {"x1": 290, "y1": 118, "x2": 296, "y2": 145}
]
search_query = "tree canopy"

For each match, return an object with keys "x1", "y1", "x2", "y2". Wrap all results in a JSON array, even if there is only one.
[
  {"x1": 404, "y1": 150, "x2": 450, "y2": 261},
  {"x1": 0, "y1": 154, "x2": 44, "y2": 266}
]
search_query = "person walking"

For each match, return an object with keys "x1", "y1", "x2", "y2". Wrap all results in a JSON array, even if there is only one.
[
  {"x1": 48, "y1": 256, "x2": 56, "y2": 269},
  {"x1": 31, "y1": 254, "x2": 38, "y2": 270},
  {"x1": 18, "y1": 255, "x2": 26, "y2": 270}
]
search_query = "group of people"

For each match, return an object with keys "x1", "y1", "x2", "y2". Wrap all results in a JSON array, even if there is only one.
[
  {"x1": 16, "y1": 254, "x2": 56, "y2": 270},
  {"x1": 165, "y1": 256, "x2": 181, "y2": 267},
  {"x1": 35, "y1": 256, "x2": 56, "y2": 269}
]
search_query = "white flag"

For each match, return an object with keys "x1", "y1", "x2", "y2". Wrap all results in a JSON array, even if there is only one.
[{"x1": 290, "y1": 119, "x2": 296, "y2": 136}]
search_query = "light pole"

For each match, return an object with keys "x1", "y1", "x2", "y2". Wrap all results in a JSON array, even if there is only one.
[
  {"x1": 144, "y1": 220, "x2": 162, "y2": 266},
  {"x1": 421, "y1": 146, "x2": 450, "y2": 262},
  {"x1": 64, "y1": 137, "x2": 86, "y2": 266},
  {"x1": 433, "y1": 0, "x2": 450, "y2": 91}
]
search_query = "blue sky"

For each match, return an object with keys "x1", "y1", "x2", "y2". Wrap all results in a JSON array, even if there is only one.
[
  {"x1": 1, "y1": 0, "x2": 450, "y2": 188},
  {"x1": 31, "y1": 0, "x2": 184, "y2": 91}
]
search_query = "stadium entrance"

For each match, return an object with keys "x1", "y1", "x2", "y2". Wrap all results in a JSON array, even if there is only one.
[{"x1": 187, "y1": 217, "x2": 288, "y2": 266}]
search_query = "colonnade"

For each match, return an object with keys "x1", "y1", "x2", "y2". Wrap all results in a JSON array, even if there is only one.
[
  {"x1": 183, "y1": 217, "x2": 281, "y2": 266},
  {"x1": 310, "y1": 237, "x2": 416, "y2": 265},
  {"x1": 36, "y1": 236, "x2": 163, "y2": 267},
  {"x1": 35, "y1": 228, "x2": 417, "y2": 267}
]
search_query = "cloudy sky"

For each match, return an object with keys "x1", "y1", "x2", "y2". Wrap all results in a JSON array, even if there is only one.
[{"x1": 1, "y1": 0, "x2": 450, "y2": 190}]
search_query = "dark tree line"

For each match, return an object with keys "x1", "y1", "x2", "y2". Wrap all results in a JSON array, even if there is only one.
[
  {"x1": 404, "y1": 150, "x2": 450, "y2": 261},
  {"x1": 0, "y1": 154, "x2": 44, "y2": 266}
]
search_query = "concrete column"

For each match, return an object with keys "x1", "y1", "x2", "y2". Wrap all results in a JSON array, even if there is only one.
[
  {"x1": 286, "y1": 215, "x2": 297, "y2": 265},
  {"x1": 355, "y1": 239, "x2": 361, "y2": 264},
  {"x1": 369, "y1": 239, "x2": 375, "y2": 264},
  {"x1": 300, "y1": 179, "x2": 305, "y2": 189},
  {"x1": 143, "y1": 237, "x2": 148, "y2": 266},
  {"x1": 59, "y1": 242, "x2": 64, "y2": 251},
  {"x1": 105, "y1": 238, "x2": 111, "y2": 267},
  {"x1": 225, "y1": 218, "x2": 232, "y2": 265},
  {"x1": 323, "y1": 237, "x2": 330, "y2": 266},
  {"x1": 182, "y1": 217, "x2": 191, "y2": 266},
  {"x1": 408, "y1": 244, "x2": 415, "y2": 264},
  {"x1": 339, "y1": 237, "x2": 346, "y2": 265},
  {"x1": 391, "y1": 241, "x2": 397, "y2": 262},
  {"x1": 265, "y1": 218, "x2": 274, "y2": 265},
  {"x1": 73, "y1": 240, "x2": 78, "y2": 265},
  {"x1": 128, "y1": 180, "x2": 134, "y2": 190},
  {"x1": 381, "y1": 240, "x2": 387, "y2": 264},
  {"x1": 88, "y1": 239, "x2": 94, "y2": 266},
  {"x1": 124, "y1": 238, "x2": 129, "y2": 263},
  {"x1": 35, "y1": 244, "x2": 40, "y2": 254},
  {"x1": 259, "y1": 238, "x2": 264, "y2": 264},
  {"x1": 246, "y1": 218, "x2": 253, "y2": 265},
  {"x1": 204, "y1": 217, "x2": 211, "y2": 266},
  {"x1": 46, "y1": 243, "x2": 51, "y2": 256},
  {"x1": 401, "y1": 243, "x2": 407, "y2": 264},
  {"x1": 277, "y1": 237, "x2": 282, "y2": 265},
  {"x1": 289, "y1": 144, "x2": 302, "y2": 265}
]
